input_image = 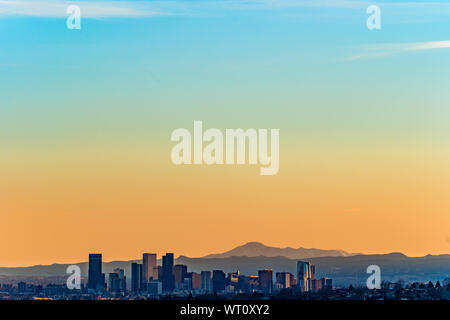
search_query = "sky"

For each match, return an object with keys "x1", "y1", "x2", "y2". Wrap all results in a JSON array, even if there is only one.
[{"x1": 1, "y1": 0, "x2": 450, "y2": 267}]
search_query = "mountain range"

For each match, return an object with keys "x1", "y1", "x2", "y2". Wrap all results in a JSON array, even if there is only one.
[{"x1": 203, "y1": 242, "x2": 357, "y2": 259}]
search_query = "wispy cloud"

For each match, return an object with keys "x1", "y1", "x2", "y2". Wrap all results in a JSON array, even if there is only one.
[
  {"x1": 2, "y1": 0, "x2": 450, "y2": 19},
  {"x1": 0, "y1": 0, "x2": 160, "y2": 18},
  {"x1": 213, "y1": 0, "x2": 368, "y2": 10},
  {"x1": 347, "y1": 40, "x2": 450, "y2": 60},
  {"x1": 0, "y1": 0, "x2": 369, "y2": 19}
]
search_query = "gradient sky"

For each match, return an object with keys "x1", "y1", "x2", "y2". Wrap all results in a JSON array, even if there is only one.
[{"x1": 1, "y1": 0, "x2": 450, "y2": 267}]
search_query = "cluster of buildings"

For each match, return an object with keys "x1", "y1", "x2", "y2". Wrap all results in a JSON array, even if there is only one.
[
  {"x1": 2, "y1": 252, "x2": 447, "y2": 300},
  {"x1": 87, "y1": 253, "x2": 332, "y2": 296},
  {"x1": 2, "y1": 279, "x2": 449, "y2": 300},
  {"x1": 1, "y1": 253, "x2": 449, "y2": 300}
]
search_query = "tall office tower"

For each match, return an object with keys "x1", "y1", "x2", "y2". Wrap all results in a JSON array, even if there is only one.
[
  {"x1": 113, "y1": 268, "x2": 126, "y2": 292},
  {"x1": 289, "y1": 273, "x2": 296, "y2": 287},
  {"x1": 131, "y1": 263, "x2": 143, "y2": 293},
  {"x1": 310, "y1": 265, "x2": 316, "y2": 280},
  {"x1": 191, "y1": 272, "x2": 201, "y2": 290},
  {"x1": 297, "y1": 261, "x2": 311, "y2": 292},
  {"x1": 201, "y1": 271, "x2": 212, "y2": 292},
  {"x1": 162, "y1": 253, "x2": 175, "y2": 292},
  {"x1": 276, "y1": 272, "x2": 293, "y2": 289},
  {"x1": 142, "y1": 253, "x2": 157, "y2": 282},
  {"x1": 108, "y1": 273, "x2": 119, "y2": 292},
  {"x1": 88, "y1": 253, "x2": 106, "y2": 291},
  {"x1": 152, "y1": 266, "x2": 162, "y2": 281},
  {"x1": 258, "y1": 269, "x2": 273, "y2": 293},
  {"x1": 212, "y1": 270, "x2": 226, "y2": 293},
  {"x1": 173, "y1": 264, "x2": 188, "y2": 284}
]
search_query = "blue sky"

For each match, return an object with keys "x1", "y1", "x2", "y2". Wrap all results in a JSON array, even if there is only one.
[{"x1": 1, "y1": 0, "x2": 450, "y2": 143}]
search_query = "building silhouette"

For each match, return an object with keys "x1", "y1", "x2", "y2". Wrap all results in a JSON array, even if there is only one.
[
  {"x1": 162, "y1": 253, "x2": 175, "y2": 292},
  {"x1": 173, "y1": 264, "x2": 188, "y2": 287},
  {"x1": 258, "y1": 269, "x2": 273, "y2": 293},
  {"x1": 108, "y1": 268, "x2": 126, "y2": 292},
  {"x1": 212, "y1": 270, "x2": 226, "y2": 293},
  {"x1": 276, "y1": 272, "x2": 294, "y2": 289},
  {"x1": 297, "y1": 261, "x2": 311, "y2": 292},
  {"x1": 131, "y1": 262, "x2": 143, "y2": 293},
  {"x1": 108, "y1": 273, "x2": 119, "y2": 292},
  {"x1": 201, "y1": 271, "x2": 212, "y2": 292},
  {"x1": 191, "y1": 272, "x2": 201, "y2": 290},
  {"x1": 153, "y1": 266, "x2": 162, "y2": 281},
  {"x1": 142, "y1": 253, "x2": 157, "y2": 282},
  {"x1": 88, "y1": 254, "x2": 106, "y2": 291}
]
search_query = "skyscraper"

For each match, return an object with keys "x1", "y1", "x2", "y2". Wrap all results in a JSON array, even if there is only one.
[
  {"x1": 108, "y1": 273, "x2": 119, "y2": 292},
  {"x1": 162, "y1": 253, "x2": 175, "y2": 292},
  {"x1": 191, "y1": 272, "x2": 201, "y2": 290},
  {"x1": 173, "y1": 264, "x2": 188, "y2": 285},
  {"x1": 201, "y1": 271, "x2": 212, "y2": 292},
  {"x1": 258, "y1": 269, "x2": 273, "y2": 293},
  {"x1": 88, "y1": 253, "x2": 106, "y2": 291},
  {"x1": 131, "y1": 262, "x2": 143, "y2": 293},
  {"x1": 153, "y1": 266, "x2": 162, "y2": 281},
  {"x1": 310, "y1": 264, "x2": 316, "y2": 280},
  {"x1": 276, "y1": 272, "x2": 293, "y2": 289},
  {"x1": 142, "y1": 253, "x2": 157, "y2": 282},
  {"x1": 297, "y1": 261, "x2": 311, "y2": 292},
  {"x1": 113, "y1": 268, "x2": 126, "y2": 292},
  {"x1": 212, "y1": 270, "x2": 226, "y2": 293}
]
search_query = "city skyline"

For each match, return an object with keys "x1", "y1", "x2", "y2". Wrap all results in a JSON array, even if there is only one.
[
  {"x1": 1, "y1": 244, "x2": 449, "y2": 300},
  {"x1": 1, "y1": 249, "x2": 448, "y2": 301},
  {"x1": 84, "y1": 251, "x2": 331, "y2": 295},
  {"x1": 48, "y1": 250, "x2": 333, "y2": 296}
]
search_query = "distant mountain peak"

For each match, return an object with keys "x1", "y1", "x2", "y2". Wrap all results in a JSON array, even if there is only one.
[
  {"x1": 243, "y1": 241, "x2": 264, "y2": 246},
  {"x1": 235, "y1": 242, "x2": 266, "y2": 249},
  {"x1": 203, "y1": 242, "x2": 357, "y2": 259}
]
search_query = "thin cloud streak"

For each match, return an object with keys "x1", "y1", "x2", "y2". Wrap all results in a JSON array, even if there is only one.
[
  {"x1": 0, "y1": 0, "x2": 161, "y2": 18},
  {"x1": 2, "y1": 0, "x2": 450, "y2": 19},
  {"x1": 347, "y1": 40, "x2": 450, "y2": 61}
]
